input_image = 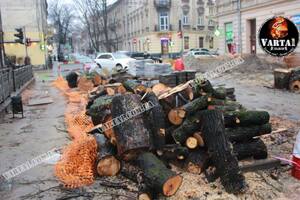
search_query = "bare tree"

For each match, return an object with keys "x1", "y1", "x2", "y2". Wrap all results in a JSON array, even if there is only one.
[
  {"x1": 48, "y1": 2, "x2": 74, "y2": 57},
  {"x1": 74, "y1": 0, "x2": 119, "y2": 52}
]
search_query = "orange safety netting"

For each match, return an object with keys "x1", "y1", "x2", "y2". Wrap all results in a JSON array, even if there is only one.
[
  {"x1": 54, "y1": 135, "x2": 97, "y2": 188},
  {"x1": 52, "y1": 76, "x2": 97, "y2": 188}
]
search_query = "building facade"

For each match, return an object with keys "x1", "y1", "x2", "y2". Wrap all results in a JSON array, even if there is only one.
[
  {"x1": 216, "y1": 0, "x2": 300, "y2": 55},
  {"x1": 105, "y1": 0, "x2": 218, "y2": 57},
  {"x1": 0, "y1": 0, "x2": 48, "y2": 66}
]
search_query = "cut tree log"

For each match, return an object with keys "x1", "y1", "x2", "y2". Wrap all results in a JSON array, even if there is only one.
[
  {"x1": 137, "y1": 152, "x2": 183, "y2": 197},
  {"x1": 94, "y1": 134, "x2": 120, "y2": 176},
  {"x1": 274, "y1": 68, "x2": 291, "y2": 89},
  {"x1": 185, "y1": 137, "x2": 198, "y2": 149},
  {"x1": 224, "y1": 111, "x2": 270, "y2": 127},
  {"x1": 168, "y1": 96, "x2": 208, "y2": 125},
  {"x1": 143, "y1": 92, "x2": 165, "y2": 150},
  {"x1": 226, "y1": 123, "x2": 272, "y2": 142},
  {"x1": 152, "y1": 83, "x2": 171, "y2": 96},
  {"x1": 233, "y1": 138, "x2": 268, "y2": 160},
  {"x1": 183, "y1": 149, "x2": 209, "y2": 174},
  {"x1": 289, "y1": 74, "x2": 300, "y2": 93},
  {"x1": 156, "y1": 144, "x2": 189, "y2": 161},
  {"x1": 208, "y1": 104, "x2": 243, "y2": 112},
  {"x1": 159, "y1": 74, "x2": 177, "y2": 87},
  {"x1": 86, "y1": 95, "x2": 116, "y2": 125},
  {"x1": 137, "y1": 171, "x2": 156, "y2": 200},
  {"x1": 200, "y1": 80, "x2": 226, "y2": 99},
  {"x1": 112, "y1": 94, "x2": 151, "y2": 161},
  {"x1": 77, "y1": 76, "x2": 94, "y2": 92},
  {"x1": 66, "y1": 71, "x2": 79, "y2": 88},
  {"x1": 123, "y1": 80, "x2": 147, "y2": 94},
  {"x1": 172, "y1": 112, "x2": 202, "y2": 144},
  {"x1": 193, "y1": 132, "x2": 205, "y2": 147},
  {"x1": 200, "y1": 110, "x2": 246, "y2": 193}
]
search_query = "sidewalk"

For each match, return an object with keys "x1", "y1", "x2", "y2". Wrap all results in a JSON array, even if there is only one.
[{"x1": 0, "y1": 71, "x2": 69, "y2": 199}]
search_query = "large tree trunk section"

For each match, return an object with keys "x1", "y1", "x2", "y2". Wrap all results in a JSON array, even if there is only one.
[
  {"x1": 123, "y1": 80, "x2": 147, "y2": 94},
  {"x1": 208, "y1": 104, "x2": 243, "y2": 112},
  {"x1": 224, "y1": 111, "x2": 270, "y2": 127},
  {"x1": 66, "y1": 71, "x2": 79, "y2": 88},
  {"x1": 94, "y1": 134, "x2": 120, "y2": 176},
  {"x1": 143, "y1": 92, "x2": 165, "y2": 150},
  {"x1": 156, "y1": 144, "x2": 189, "y2": 161},
  {"x1": 274, "y1": 68, "x2": 291, "y2": 89},
  {"x1": 200, "y1": 110, "x2": 246, "y2": 194},
  {"x1": 233, "y1": 138, "x2": 268, "y2": 160},
  {"x1": 137, "y1": 152, "x2": 183, "y2": 197},
  {"x1": 226, "y1": 123, "x2": 272, "y2": 142},
  {"x1": 86, "y1": 95, "x2": 115, "y2": 125},
  {"x1": 112, "y1": 94, "x2": 151, "y2": 161},
  {"x1": 183, "y1": 149, "x2": 209, "y2": 174},
  {"x1": 172, "y1": 112, "x2": 202, "y2": 144},
  {"x1": 168, "y1": 96, "x2": 208, "y2": 125},
  {"x1": 200, "y1": 80, "x2": 226, "y2": 99}
]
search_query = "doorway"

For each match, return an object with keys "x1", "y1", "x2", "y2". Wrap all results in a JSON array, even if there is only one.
[{"x1": 249, "y1": 19, "x2": 256, "y2": 54}]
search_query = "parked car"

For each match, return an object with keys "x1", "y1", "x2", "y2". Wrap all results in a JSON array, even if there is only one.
[
  {"x1": 94, "y1": 52, "x2": 136, "y2": 73},
  {"x1": 191, "y1": 51, "x2": 217, "y2": 58},
  {"x1": 117, "y1": 51, "x2": 162, "y2": 63},
  {"x1": 190, "y1": 48, "x2": 210, "y2": 52},
  {"x1": 69, "y1": 54, "x2": 98, "y2": 72}
]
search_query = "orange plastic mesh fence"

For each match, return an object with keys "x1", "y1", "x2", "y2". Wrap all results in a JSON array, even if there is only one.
[
  {"x1": 54, "y1": 135, "x2": 97, "y2": 188},
  {"x1": 52, "y1": 76, "x2": 97, "y2": 188}
]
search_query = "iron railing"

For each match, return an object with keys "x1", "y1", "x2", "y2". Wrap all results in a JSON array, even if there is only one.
[{"x1": 0, "y1": 65, "x2": 33, "y2": 104}]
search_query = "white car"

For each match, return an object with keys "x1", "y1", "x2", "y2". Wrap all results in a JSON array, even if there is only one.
[
  {"x1": 191, "y1": 51, "x2": 217, "y2": 58},
  {"x1": 94, "y1": 53, "x2": 135, "y2": 73}
]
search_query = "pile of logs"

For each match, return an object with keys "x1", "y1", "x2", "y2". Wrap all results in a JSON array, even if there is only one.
[
  {"x1": 68, "y1": 71, "x2": 273, "y2": 199},
  {"x1": 274, "y1": 67, "x2": 300, "y2": 93}
]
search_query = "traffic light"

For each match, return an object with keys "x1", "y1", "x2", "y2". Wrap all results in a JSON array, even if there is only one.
[{"x1": 14, "y1": 28, "x2": 24, "y2": 44}]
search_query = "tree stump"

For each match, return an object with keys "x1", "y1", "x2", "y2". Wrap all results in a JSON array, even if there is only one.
[
  {"x1": 274, "y1": 68, "x2": 291, "y2": 89},
  {"x1": 233, "y1": 138, "x2": 268, "y2": 160}
]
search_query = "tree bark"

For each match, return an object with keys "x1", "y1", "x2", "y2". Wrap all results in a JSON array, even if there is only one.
[
  {"x1": 172, "y1": 112, "x2": 202, "y2": 144},
  {"x1": 233, "y1": 138, "x2": 268, "y2": 160},
  {"x1": 86, "y1": 95, "x2": 115, "y2": 125},
  {"x1": 183, "y1": 149, "x2": 209, "y2": 174},
  {"x1": 143, "y1": 92, "x2": 165, "y2": 150},
  {"x1": 122, "y1": 80, "x2": 147, "y2": 94},
  {"x1": 156, "y1": 144, "x2": 189, "y2": 161},
  {"x1": 137, "y1": 152, "x2": 183, "y2": 197},
  {"x1": 224, "y1": 111, "x2": 270, "y2": 127},
  {"x1": 200, "y1": 110, "x2": 246, "y2": 194},
  {"x1": 200, "y1": 80, "x2": 226, "y2": 99},
  {"x1": 226, "y1": 123, "x2": 272, "y2": 142},
  {"x1": 112, "y1": 94, "x2": 151, "y2": 161}
]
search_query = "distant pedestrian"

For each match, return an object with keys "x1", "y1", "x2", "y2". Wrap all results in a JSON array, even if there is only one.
[{"x1": 174, "y1": 56, "x2": 185, "y2": 71}]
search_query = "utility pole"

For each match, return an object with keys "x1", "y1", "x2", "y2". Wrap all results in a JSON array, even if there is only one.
[
  {"x1": 237, "y1": 0, "x2": 242, "y2": 54},
  {"x1": 23, "y1": 26, "x2": 28, "y2": 58}
]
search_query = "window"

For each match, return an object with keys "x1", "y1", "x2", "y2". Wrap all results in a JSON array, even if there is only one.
[
  {"x1": 199, "y1": 37, "x2": 204, "y2": 48},
  {"x1": 184, "y1": 36, "x2": 189, "y2": 49},
  {"x1": 183, "y1": 15, "x2": 189, "y2": 25},
  {"x1": 159, "y1": 12, "x2": 169, "y2": 31},
  {"x1": 98, "y1": 54, "x2": 112, "y2": 59},
  {"x1": 209, "y1": 7, "x2": 214, "y2": 15},
  {"x1": 198, "y1": 16, "x2": 204, "y2": 25},
  {"x1": 208, "y1": 20, "x2": 214, "y2": 26},
  {"x1": 209, "y1": 37, "x2": 214, "y2": 49}
]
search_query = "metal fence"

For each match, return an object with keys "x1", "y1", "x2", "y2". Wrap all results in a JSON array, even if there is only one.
[
  {"x1": 0, "y1": 65, "x2": 33, "y2": 104},
  {"x1": 13, "y1": 65, "x2": 33, "y2": 91}
]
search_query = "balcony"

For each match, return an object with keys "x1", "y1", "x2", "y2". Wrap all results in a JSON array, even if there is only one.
[
  {"x1": 154, "y1": 0, "x2": 171, "y2": 9},
  {"x1": 154, "y1": 24, "x2": 173, "y2": 32}
]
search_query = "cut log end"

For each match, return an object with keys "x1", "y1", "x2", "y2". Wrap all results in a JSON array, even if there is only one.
[
  {"x1": 162, "y1": 175, "x2": 183, "y2": 197},
  {"x1": 290, "y1": 80, "x2": 300, "y2": 93},
  {"x1": 186, "y1": 137, "x2": 198, "y2": 149},
  {"x1": 193, "y1": 132, "x2": 205, "y2": 147},
  {"x1": 97, "y1": 156, "x2": 121, "y2": 176},
  {"x1": 168, "y1": 109, "x2": 185, "y2": 125},
  {"x1": 138, "y1": 193, "x2": 152, "y2": 200}
]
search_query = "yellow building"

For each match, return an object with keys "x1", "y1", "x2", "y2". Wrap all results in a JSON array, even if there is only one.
[{"x1": 0, "y1": 0, "x2": 48, "y2": 66}]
